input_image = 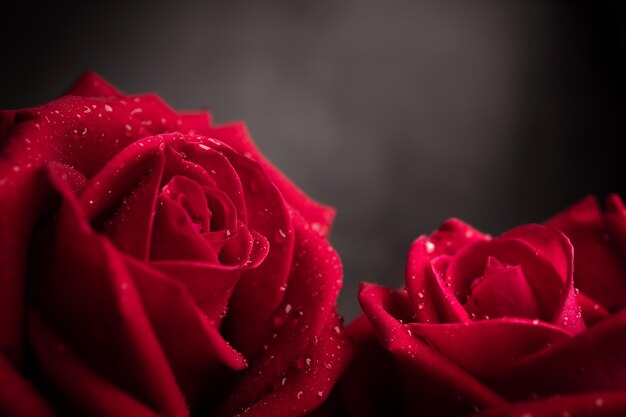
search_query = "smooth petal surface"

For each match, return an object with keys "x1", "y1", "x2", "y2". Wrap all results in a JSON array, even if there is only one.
[
  {"x1": 547, "y1": 195, "x2": 626, "y2": 312},
  {"x1": 0, "y1": 354, "x2": 56, "y2": 417},
  {"x1": 475, "y1": 391, "x2": 626, "y2": 417},
  {"x1": 484, "y1": 309, "x2": 626, "y2": 400}
]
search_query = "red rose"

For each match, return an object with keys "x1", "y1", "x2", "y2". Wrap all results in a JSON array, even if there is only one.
[
  {"x1": 0, "y1": 72, "x2": 352, "y2": 417},
  {"x1": 340, "y1": 196, "x2": 626, "y2": 417}
]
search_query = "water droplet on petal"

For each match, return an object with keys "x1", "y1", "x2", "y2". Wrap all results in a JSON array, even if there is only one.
[
  {"x1": 275, "y1": 229, "x2": 287, "y2": 243},
  {"x1": 425, "y1": 240, "x2": 435, "y2": 254}
]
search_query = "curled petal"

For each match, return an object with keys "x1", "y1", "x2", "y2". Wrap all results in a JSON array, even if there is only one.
[
  {"x1": 408, "y1": 319, "x2": 570, "y2": 377},
  {"x1": 484, "y1": 309, "x2": 626, "y2": 400},
  {"x1": 359, "y1": 283, "x2": 506, "y2": 415},
  {"x1": 547, "y1": 195, "x2": 626, "y2": 312},
  {"x1": 219, "y1": 213, "x2": 346, "y2": 415}
]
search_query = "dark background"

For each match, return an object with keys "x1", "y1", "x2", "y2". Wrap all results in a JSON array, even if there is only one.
[{"x1": 2, "y1": 1, "x2": 625, "y2": 320}]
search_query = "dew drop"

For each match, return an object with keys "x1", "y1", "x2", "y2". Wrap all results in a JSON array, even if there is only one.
[
  {"x1": 275, "y1": 229, "x2": 287, "y2": 243},
  {"x1": 297, "y1": 391, "x2": 303, "y2": 400},
  {"x1": 104, "y1": 105, "x2": 113, "y2": 112},
  {"x1": 425, "y1": 240, "x2": 435, "y2": 254}
]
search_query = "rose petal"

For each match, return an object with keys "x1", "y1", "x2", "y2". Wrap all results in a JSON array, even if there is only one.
[
  {"x1": 465, "y1": 259, "x2": 541, "y2": 320},
  {"x1": 428, "y1": 218, "x2": 490, "y2": 255},
  {"x1": 483, "y1": 308, "x2": 626, "y2": 401},
  {"x1": 447, "y1": 225, "x2": 583, "y2": 333},
  {"x1": 405, "y1": 219, "x2": 489, "y2": 321},
  {"x1": 29, "y1": 312, "x2": 163, "y2": 417},
  {"x1": 31, "y1": 167, "x2": 188, "y2": 417},
  {"x1": 65, "y1": 71, "x2": 123, "y2": 97},
  {"x1": 219, "y1": 148, "x2": 295, "y2": 360},
  {"x1": 578, "y1": 292, "x2": 611, "y2": 326},
  {"x1": 475, "y1": 391, "x2": 626, "y2": 417},
  {"x1": 427, "y1": 255, "x2": 470, "y2": 323},
  {"x1": 0, "y1": 164, "x2": 39, "y2": 361},
  {"x1": 359, "y1": 283, "x2": 506, "y2": 415},
  {"x1": 0, "y1": 353, "x2": 56, "y2": 417},
  {"x1": 151, "y1": 194, "x2": 220, "y2": 262},
  {"x1": 218, "y1": 213, "x2": 345, "y2": 415},
  {"x1": 223, "y1": 314, "x2": 353, "y2": 417},
  {"x1": 124, "y1": 258, "x2": 247, "y2": 409},
  {"x1": 547, "y1": 195, "x2": 626, "y2": 312},
  {"x1": 408, "y1": 319, "x2": 570, "y2": 377},
  {"x1": 337, "y1": 316, "x2": 412, "y2": 417}
]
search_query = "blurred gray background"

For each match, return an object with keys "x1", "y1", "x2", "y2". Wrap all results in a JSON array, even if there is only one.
[{"x1": 2, "y1": 1, "x2": 625, "y2": 320}]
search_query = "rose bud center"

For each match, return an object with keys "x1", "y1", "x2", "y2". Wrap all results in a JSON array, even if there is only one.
[{"x1": 463, "y1": 256, "x2": 541, "y2": 320}]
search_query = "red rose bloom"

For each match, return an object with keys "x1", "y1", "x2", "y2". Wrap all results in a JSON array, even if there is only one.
[
  {"x1": 0, "y1": 73, "x2": 352, "y2": 417},
  {"x1": 340, "y1": 196, "x2": 626, "y2": 417}
]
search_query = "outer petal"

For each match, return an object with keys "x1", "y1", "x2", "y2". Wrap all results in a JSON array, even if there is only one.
[
  {"x1": 30, "y1": 165, "x2": 188, "y2": 417},
  {"x1": 230, "y1": 314, "x2": 353, "y2": 417},
  {"x1": 65, "y1": 71, "x2": 123, "y2": 97},
  {"x1": 547, "y1": 195, "x2": 626, "y2": 312},
  {"x1": 0, "y1": 353, "x2": 56, "y2": 417},
  {"x1": 483, "y1": 309, "x2": 626, "y2": 401},
  {"x1": 218, "y1": 142, "x2": 295, "y2": 360},
  {"x1": 337, "y1": 316, "x2": 412, "y2": 417},
  {"x1": 359, "y1": 283, "x2": 506, "y2": 416},
  {"x1": 29, "y1": 312, "x2": 163, "y2": 417},
  {"x1": 408, "y1": 319, "x2": 570, "y2": 377},
  {"x1": 475, "y1": 391, "x2": 626, "y2": 417}
]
